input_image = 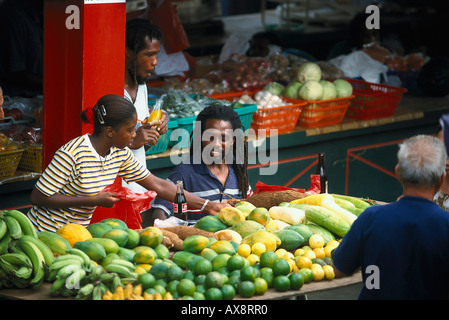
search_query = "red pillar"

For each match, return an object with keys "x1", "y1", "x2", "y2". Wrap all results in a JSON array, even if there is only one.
[{"x1": 43, "y1": 0, "x2": 126, "y2": 168}]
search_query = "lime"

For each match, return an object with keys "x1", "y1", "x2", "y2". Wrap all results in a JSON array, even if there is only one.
[
  {"x1": 259, "y1": 251, "x2": 278, "y2": 268},
  {"x1": 227, "y1": 254, "x2": 246, "y2": 271},
  {"x1": 273, "y1": 275, "x2": 290, "y2": 292},
  {"x1": 167, "y1": 280, "x2": 180, "y2": 295},
  {"x1": 323, "y1": 265, "x2": 335, "y2": 280},
  {"x1": 192, "y1": 292, "x2": 206, "y2": 300},
  {"x1": 177, "y1": 278, "x2": 196, "y2": 297},
  {"x1": 166, "y1": 265, "x2": 184, "y2": 282},
  {"x1": 153, "y1": 284, "x2": 167, "y2": 296},
  {"x1": 194, "y1": 259, "x2": 213, "y2": 275},
  {"x1": 205, "y1": 271, "x2": 224, "y2": 289},
  {"x1": 205, "y1": 287, "x2": 222, "y2": 300},
  {"x1": 212, "y1": 254, "x2": 231, "y2": 271},
  {"x1": 137, "y1": 272, "x2": 156, "y2": 290},
  {"x1": 251, "y1": 242, "x2": 266, "y2": 256},
  {"x1": 195, "y1": 284, "x2": 206, "y2": 294},
  {"x1": 149, "y1": 261, "x2": 170, "y2": 279},
  {"x1": 309, "y1": 234, "x2": 325, "y2": 249},
  {"x1": 228, "y1": 275, "x2": 241, "y2": 290},
  {"x1": 238, "y1": 281, "x2": 255, "y2": 298},
  {"x1": 260, "y1": 267, "x2": 274, "y2": 288},
  {"x1": 246, "y1": 254, "x2": 260, "y2": 266},
  {"x1": 288, "y1": 272, "x2": 304, "y2": 290},
  {"x1": 295, "y1": 256, "x2": 312, "y2": 269},
  {"x1": 183, "y1": 270, "x2": 195, "y2": 280},
  {"x1": 237, "y1": 244, "x2": 251, "y2": 258},
  {"x1": 298, "y1": 268, "x2": 314, "y2": 283},
  {"x1": 221, "y1": 284, "x2": 236, "y2": 300},
  {"x1": 194, "y1": 274, "x2": 206, "y2": 286},
  {"x1": 240, "y1": 265, "x2": 257, "y2": 282},
  {"x1": 254, "y1": 277, "x2": 268, "y2": 295},
  {"x1": 272, "y1": 258, "x2": 290, "y2": 276}
]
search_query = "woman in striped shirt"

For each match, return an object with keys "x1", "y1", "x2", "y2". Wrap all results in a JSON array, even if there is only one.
[{"x1": 27, "y1": 94, "x2": 227, "y2": 232}]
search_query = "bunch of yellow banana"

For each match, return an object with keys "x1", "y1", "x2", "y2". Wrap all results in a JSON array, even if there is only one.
[
  {"x1": 102, "y1": 283, "x2": 174, "y2": 300},
  {"x1": 0, "y1": 210, "x2": 55, "y2": 289}
]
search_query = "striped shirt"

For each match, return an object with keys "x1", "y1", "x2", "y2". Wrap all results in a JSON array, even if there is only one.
[
  {"x1": 27, "y1": 134, "x2": 150, "y2": 232},
  {"x1": 151, "y1": 158, "x2": 252, "y2": 222}
]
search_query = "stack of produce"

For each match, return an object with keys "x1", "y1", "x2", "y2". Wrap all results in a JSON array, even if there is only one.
[
  {"x1": 0, "y1": 193, "x2": 372, "y2": 300},
  {"x1": 0, "y1": 210, "x2": 56, "y2": 289},
  {"x1": 279, "y1": 62, "x2": 353, "y2": 101}
]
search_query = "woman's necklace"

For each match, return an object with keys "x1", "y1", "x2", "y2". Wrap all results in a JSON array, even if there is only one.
[{"x1": 91, "y1": 136, "x2": 106, "y2": 173}]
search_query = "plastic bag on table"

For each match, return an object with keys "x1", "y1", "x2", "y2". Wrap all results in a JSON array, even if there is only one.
[
  {"x1": 253, "y1": 174, "x2": 321, "y2": 195},
  {"x1": 154, "y1": 216, "x2": 188, "y2": 228},
  {"x1": 90, "y1": 176, "x2": 157, "y2": 229}
]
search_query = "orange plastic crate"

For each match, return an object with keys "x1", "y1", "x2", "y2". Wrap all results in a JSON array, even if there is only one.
[
  {"x1": 297, "y1": 96, "x2": 354, "y2": 128},
  {"x1": 346, "y1": 79, "x2": 407, "y2": 120},
  {"x1": 210, "y1": 90, "x2": 307, "y2": 134}
]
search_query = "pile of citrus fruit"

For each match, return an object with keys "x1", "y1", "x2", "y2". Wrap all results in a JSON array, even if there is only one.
[{"x1": 136, "y1": 233, "x2": 338, "y2": 299}]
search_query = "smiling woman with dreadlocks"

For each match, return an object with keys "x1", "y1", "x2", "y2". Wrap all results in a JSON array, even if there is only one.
[{"x1": 145, "y1": 104, "x2": 253, "y2": 226}]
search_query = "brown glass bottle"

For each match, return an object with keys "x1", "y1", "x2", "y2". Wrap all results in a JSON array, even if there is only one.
[
  {"x1": 315, "y1": 153, "x2": 328, "y2": 193},
  {"x1": 173, "y1": 180, "x2": 188, "y2": 220}
]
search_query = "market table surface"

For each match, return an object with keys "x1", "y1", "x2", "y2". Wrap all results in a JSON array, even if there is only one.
[{"x1": 0, "y1": 271, "x2": 362, "y2": 300}]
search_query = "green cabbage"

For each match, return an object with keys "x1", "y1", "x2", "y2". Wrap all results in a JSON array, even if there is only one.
[
  {"x1": 333, "y1": 79, "x2": 353, "y2": 98},
  {"x1": 297, "y1": 62, "x2": 321, "y2": 82},
  {"x1": 319, "y1": 80, "x2": 337, "y2": 100},
  {"x1": 299, "y1": 80, "x2": 323, "y2": 101},
  {"x1": 263, "y1": 82, "x2": 285, "y2": 96},
  {"x1": 283, "y1": 81, "x2": 302, "y2": 99}
]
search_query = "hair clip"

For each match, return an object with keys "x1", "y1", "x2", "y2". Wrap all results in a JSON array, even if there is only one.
[{"x1": 96, "y1": 104, "x2": 107, "y2": 124}]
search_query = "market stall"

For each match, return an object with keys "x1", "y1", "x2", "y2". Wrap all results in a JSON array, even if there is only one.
[{"x1": 1, "y1": 0, "x2": 449, "y2": 302}]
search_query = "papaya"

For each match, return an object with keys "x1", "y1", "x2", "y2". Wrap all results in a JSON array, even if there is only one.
[
  {"x1": 194, "y1": 215, "x2": 227, "y2": 232},
  {"x1": 124, "y1": 228, "x2": 140, "y2": 249},
  {"x1": 117, "y1": 247, "x2": 136, "y2": 262},
  {"x1": 86, "y1": 222, "x2": 112, "y2": 238},
  {"x1": 247, "y1": 207, "x2": 270, "y2": 226},
  {"x1": 37, "y1": 231, "x2": 71, "y2": 255},
  {"x1": 86, "y1": 237, "x2": 119, "y2": 254},
  {"x1": 102, "y1": 229, "x2": 129, "y2": 247},
  {"x1": 215, "y1": 229, "x2": 242, "y2": 244},
  {"x1": 218, "y1": 207, "x2": 245, "y2": 226},
  {"x1": 208, "y1": 240, "x2": 237, "y2": 255},
  {"x1": 182, "y1": 235, "x2": 210, "y2": 253},
  {"x1": 274, "y1": 229, "x2": 304, "y2": 251},
  {"x1": 139, "y1": 227, "x2": 163, "y2": 248},
  {"x1": 153, "y1": 243, "x2": 170, "y2": 259},
  {"x1": 73, "y1": 240, "x2": 107, "y2": 262},
  {"x1": 241, "y1": 229, "x2": 280, "y2": 252},
  {"x1": 99, "y1": 218, "x2": 128, "y2": 230},
  {"x1": 234, "y1": 201, "x2": 256, "y2": 218},
  {"x1": 230, "y1": 220, "x2": 265, "y2": 238},
  {"x1": 56, "y1": 223, "x2": 92, "y2": 247},
  {"x1": 172, "y1": 251, "x2": 197, "y2": 269},
  {"x1": 285, "y1": 224, "x2": 313, "y2": 245}
]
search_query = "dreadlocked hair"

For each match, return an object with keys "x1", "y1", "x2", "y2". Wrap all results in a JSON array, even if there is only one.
[
  {"x1": 125, "y1": 19, "x2": 162, "y2": 84},
  {"x1": 191, "y1": 104, "x2": 249, "y2": 198}
]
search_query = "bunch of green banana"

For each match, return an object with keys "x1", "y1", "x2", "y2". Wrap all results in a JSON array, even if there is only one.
[
  {"x1": 47, "y1": 248, "x2": 94, "y2": 297},
  {"x1": 0, "y1": 210, "x2": 57, "y2": 289}
]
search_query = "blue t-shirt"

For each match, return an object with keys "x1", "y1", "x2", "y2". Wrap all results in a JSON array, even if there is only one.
[
  {"x1": 333, "y1": 196, "x2": 449, "y2": 300},
  {"x1": 151, "y1": 159, "x2": 252, "y2": 222}
]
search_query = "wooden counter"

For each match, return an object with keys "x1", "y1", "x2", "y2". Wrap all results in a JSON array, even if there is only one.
[{"x1": 0, "y1": 272, "x2": 362, "y2": 300}]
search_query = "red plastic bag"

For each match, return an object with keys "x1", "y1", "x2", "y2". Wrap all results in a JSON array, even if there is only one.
[
  {"x1": 90, "y1": 176, "x2": 156, "y2": 229},
  {"x1": 145, "y1": 0, "x2": 190, "y2": 54},
  {"x1": 253, "y1": 175, "x2": 321, "y2": 195}
]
